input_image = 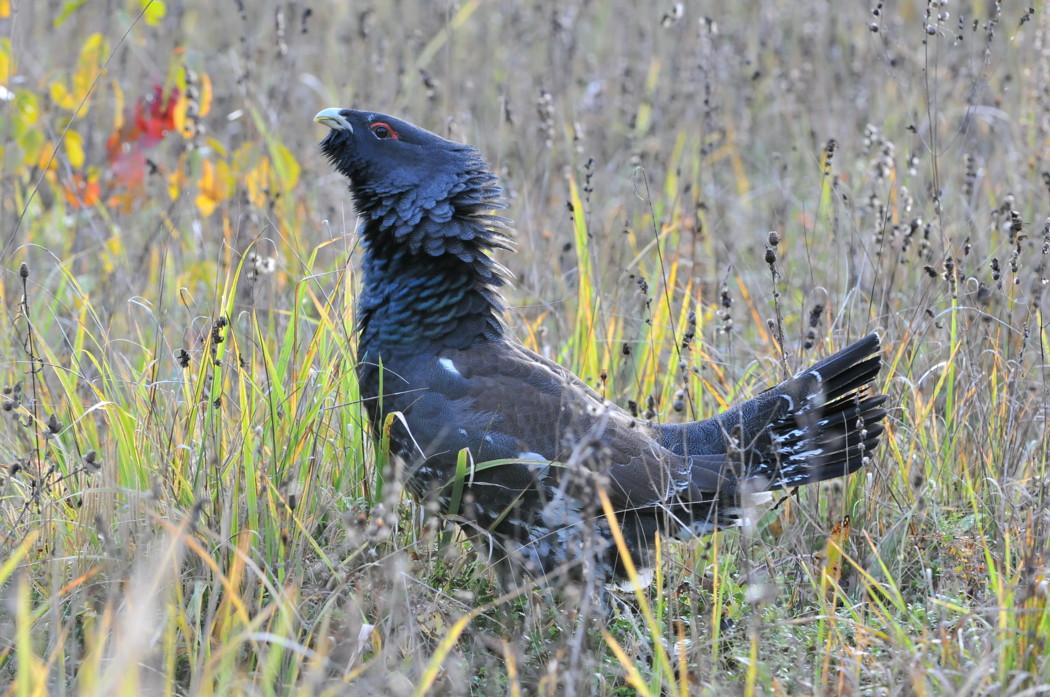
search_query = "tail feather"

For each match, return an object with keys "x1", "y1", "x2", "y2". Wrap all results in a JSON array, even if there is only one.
[
  {"x1": 658, "y1": 333, "x2": 886, "y2": 506},
  {"x1": 759, "y1": 393, "x2": 887, "y2": 489},
  {"x1": 739, "y1": 334, "x2": 886, "y2": 489},
  {"x1": 809, "y1": 355, "x2": 881, "y2": 406}
]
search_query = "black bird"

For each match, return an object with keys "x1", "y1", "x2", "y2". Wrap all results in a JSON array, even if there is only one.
[{"x1": 315, "y1": 108, "x2": 888, "y2": 585}]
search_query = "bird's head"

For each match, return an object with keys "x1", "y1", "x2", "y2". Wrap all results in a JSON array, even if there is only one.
[
  {"x1": 314, "y1": 107, "x2": 512, "y2": 262},
  {"x1": 314, "y1": 108, "x2": 483, "y2": 202}
]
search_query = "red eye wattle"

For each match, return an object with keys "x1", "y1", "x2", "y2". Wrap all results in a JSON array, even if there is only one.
[{"x1": 370, "y1": 122, "x2": 399, "y2": 140}]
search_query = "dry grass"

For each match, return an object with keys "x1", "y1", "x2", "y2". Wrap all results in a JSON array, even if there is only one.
[{"x1": 1, "y1": 0, "x2": 1049, "y2": 695}]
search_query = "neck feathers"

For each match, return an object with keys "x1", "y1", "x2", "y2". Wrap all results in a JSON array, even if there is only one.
[{"x1": 355, "y1": 155, "x2": 514, "y2": 351}]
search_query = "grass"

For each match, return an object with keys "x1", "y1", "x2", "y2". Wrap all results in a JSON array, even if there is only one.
[{"x1": 2, "y1": 0, "x2": 1050, "y2": 694}]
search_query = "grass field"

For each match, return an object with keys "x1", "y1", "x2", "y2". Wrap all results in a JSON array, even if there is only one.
[{"x1": 2, "y1": 0, "x2": 1049, "y2": 694}]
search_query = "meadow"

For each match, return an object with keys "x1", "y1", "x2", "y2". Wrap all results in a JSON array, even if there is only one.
[{"x1": 1, "y1": 0, "x2": 1049, "y2": 694}]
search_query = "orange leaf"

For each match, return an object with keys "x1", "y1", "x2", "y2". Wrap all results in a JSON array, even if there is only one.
[
  {"x1": 63, "y1": 172, "x2": 100, "y2": 208},
  {"x1": 36, "y1": 141, "x2": 58, "y2": 171}
]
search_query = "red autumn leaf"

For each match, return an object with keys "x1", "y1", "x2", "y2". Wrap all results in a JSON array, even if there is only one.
[
  {"x1": 134, "y1": 83, "x2": 180, "y2": 147},
  {"x1": 105, "y1": 83, "x2": 181, "y2": 191}
]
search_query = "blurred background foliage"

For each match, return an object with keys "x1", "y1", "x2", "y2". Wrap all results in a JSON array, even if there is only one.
[{"x1": 1, "y1": 1, "x2": 1049, "y2": 694}]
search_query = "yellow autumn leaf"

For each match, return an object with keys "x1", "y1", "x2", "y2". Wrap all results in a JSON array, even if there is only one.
[
  {"x1": 171, "y1": 87, "x2": 189, "y2": 138},
  {"x1": 244, "y1": 157, "x2": 272, "y2": 208},
  {"x1": 141, "y1": 0, "x2": 166, "y2": 25},
  {"x1": 205, "y1": 136, "x2": 228, "y2": 159},
  {"x1": 269, "y1": 141, "x2": 300, "y2": 192},
  {"x1": 197, "y1": 72, "x2": 213, "y2": 117},
  {"x1": 195, "y1": 158, "x2": 231, "y2": 217},
  {"x1": 49, "y1": 81, "x2": 77, "y2": 111},
  {"x1": 64, "y1": 130, "x2": 85, "y2": 169},
  {"x1": 71, "y1": 33, "x2": 109, "y2": 113},
  {"x1": 110, "y1": 79, "x2": 124, "y2": 132},
  {"x1": 0, "y1": 38, "x2": 12, "y2": 84},
  {"x1": 172, "y1": 67, "x2": 212, "y2": 139},
  {"x1": 168, "y1": 154, "x2": 187, "y2": 200},
  {"x1": 103, "y1": 234, "x2": 124, "y2": 274},
  {"x1": 195, "y1": 159, "x2": 218, "y2": 216},
  {"x1": 0, "y1": 0, "x2": 10, "y2": 19},
  {"x1": 821, "y1": 514, "x2": 851, "y2": 597}
]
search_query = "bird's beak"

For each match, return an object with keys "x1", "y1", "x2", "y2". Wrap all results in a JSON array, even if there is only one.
[{"x1": 314, "y1": 108, "x2": 353, "y2": 133}]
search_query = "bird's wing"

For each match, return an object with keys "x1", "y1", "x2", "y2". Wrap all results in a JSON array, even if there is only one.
[{"x1": 402, "y1": 341, "x2": 727, "y2": 513}]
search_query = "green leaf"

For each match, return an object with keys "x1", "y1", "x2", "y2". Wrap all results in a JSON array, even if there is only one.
[
  {"x1": 53, "y1": 0, "x2": 87, "y2": 28},
  {"x1": 446, "y1": 448, "x2": 471, "y2": 516}
]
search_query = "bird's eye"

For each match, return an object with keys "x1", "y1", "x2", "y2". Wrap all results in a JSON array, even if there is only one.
[{"x1": 369, "y1": 122, "x2": 399, "y2": 140}]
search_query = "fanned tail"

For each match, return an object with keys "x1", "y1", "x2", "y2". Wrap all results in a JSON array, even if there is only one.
[
  {"x1": 748, "y1": 334, "x2": 887, "y2": 489},
  {"x1": 659, "y1": 333, "x2": 887, "y2": 495}
]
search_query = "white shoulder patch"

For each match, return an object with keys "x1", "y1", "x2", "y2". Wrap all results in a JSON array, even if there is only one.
[{"x1": 438, "y1": 357, "x2": 461, "y2": 377}]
